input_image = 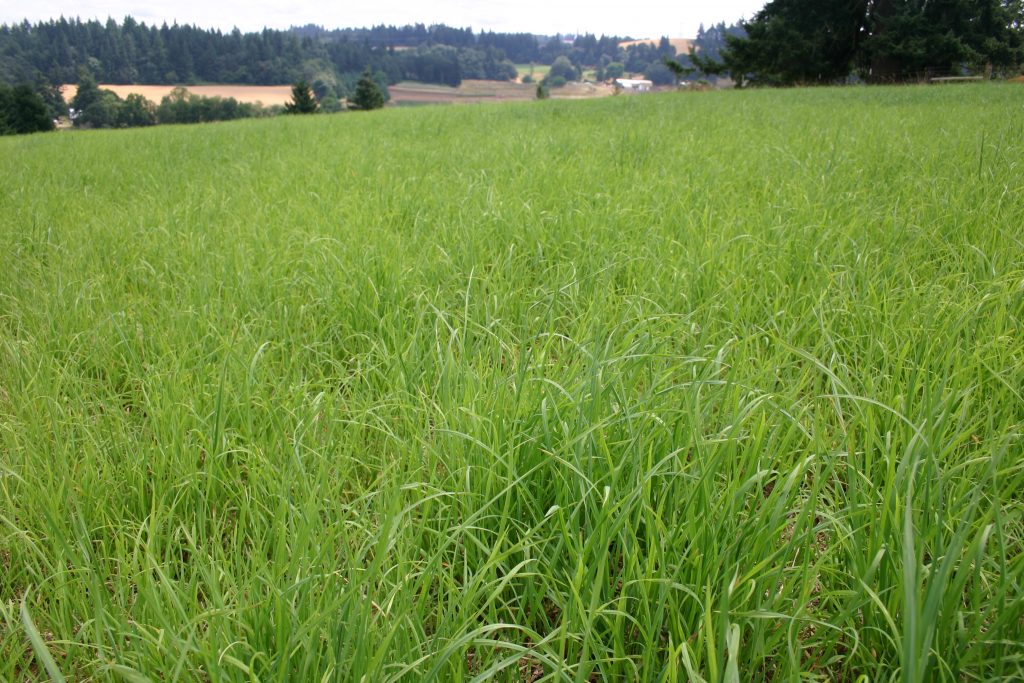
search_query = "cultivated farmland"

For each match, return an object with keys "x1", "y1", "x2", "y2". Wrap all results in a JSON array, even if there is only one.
[
  {"x1": 60, "y1": 83, "x2": 298, "y2": 107},
  {"x1": 390, "y1": 79, "x2": 613, "y2": 105},
  {"x1": 1, "y1": 85, "x2": 1022, "y2": 681},
  {"x1": 60, "y1": 79, "x2": 613, "y2": 110}
]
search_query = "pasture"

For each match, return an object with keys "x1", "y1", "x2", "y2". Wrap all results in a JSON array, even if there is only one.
[
  {"x1": 1, "y1": 84, "x2": 1022, "y2": 681},
  {"x1": 516, "y1": 64, "x2": 552, "y2": 81}
]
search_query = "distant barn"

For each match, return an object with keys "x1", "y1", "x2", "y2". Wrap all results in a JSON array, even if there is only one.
[{"x1": 615, "y1": 78, "x2": 653, "y2": 92}]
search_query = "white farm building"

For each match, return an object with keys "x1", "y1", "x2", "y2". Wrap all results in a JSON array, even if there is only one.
[{"x1": 614, "y1": 78, "x2": 653, "y2": 92}]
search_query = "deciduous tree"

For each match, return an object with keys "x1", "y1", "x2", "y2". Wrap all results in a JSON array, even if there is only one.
[
  {"x1": 548, "y1": 55, "x2": 580, "y2": 82},
  {"x1": 0, "y1": 83, "x2": 54, "y2": 135},
  {"x1": 118, "y1": 93, "x2": 156, "y2": 126},
  {"x1": 604, "y1": 62, "x2": 625, "y2": 79},
  {"x1": 71, "y1": 73, "x2": 124, "y2": 128}
]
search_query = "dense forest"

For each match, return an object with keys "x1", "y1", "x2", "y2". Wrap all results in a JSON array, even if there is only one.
[
  {"x1": 0, "y1": 18, "x2": 520, "y2": 90},
  {"x1": 0, "y1": 18, "x2": 581, "y2": 91},
  {"x1": 0, "y1": 16, "x2": 744, "y2": 94}
]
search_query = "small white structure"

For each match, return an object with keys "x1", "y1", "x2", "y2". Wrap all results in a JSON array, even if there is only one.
[{"x1": 615, "y1": 78, "x2": 653, "y2": 92}]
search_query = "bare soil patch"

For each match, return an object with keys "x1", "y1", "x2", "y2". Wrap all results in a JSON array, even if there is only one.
[
  {"x1": 389, "y1": 79, "x2": 614, "y2": 105},
  {"x1": 389, "y1": 80, "x2": 535, "y2": 104}
]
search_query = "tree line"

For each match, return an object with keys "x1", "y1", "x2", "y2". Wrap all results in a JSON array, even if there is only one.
[
  {"x1": 0, "y1": 67, "x2": 389, "y2": 136},
  {"x1": 0, "y1": 18, "x2": 641, "y2": 92},
  {"x1": 67, "y1": 72, "x2": 273, "y2": 128},
  {"x1": 0, "y1": 16, "x2": 745, "y2": 95},
  {"x1": 0, "y1": 18, "x2": 534, "y2": 92},
  {"x1": 695, "y1": 0, "x2": 1024, "y2": 85},
  {"x1": 65, "y1": 70, "x2": 388, "y2": 130}
]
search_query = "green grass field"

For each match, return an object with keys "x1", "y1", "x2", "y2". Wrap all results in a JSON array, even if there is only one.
[
  {"x1": 516, "y1": 63, "x2": 552, "y2": 80},
  {"x1": 2, "y1": 85, "x2": 1023, "y2": 681}
]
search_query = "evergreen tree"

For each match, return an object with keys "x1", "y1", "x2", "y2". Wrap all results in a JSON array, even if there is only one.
[
  {"x1": 662, "y1": 57, "x2": 693, "y2": 86},
  {"x1": 721, "y1": 0, "x2": 870, "y2": 85},
  {"x1": 350, "y1": 68, "x2": 385, "y2": 110},
  {"x1": 284, "y1": 80, "x2": 318, "y2": 113},
  {"x1": 863, "y1": 0, "x2": 1024, "y2": 80},
  {"x1": 710, "y1": 0, "x2": 1023, "y2": 85}
]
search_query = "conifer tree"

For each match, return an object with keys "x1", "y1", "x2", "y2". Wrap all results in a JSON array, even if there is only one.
[
  {"x1": 351, "y1": 68, "x2": 385, "y2": 110},
  {"x1": 284, "y1": 80, "x2": 318, "y2": 114},
  {"x1": 706, "y1": 0, "x2": 1023, "y2": 85},
  {"x1": 662, "y1": 57, "x2": 693, "y2": 87}
]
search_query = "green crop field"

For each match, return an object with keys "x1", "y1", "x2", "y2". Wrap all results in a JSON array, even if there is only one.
[
  {"x1": 1, "y1": 85, "x2": 1023, "y2": 681},
  {"x1": 517, "y1": 63, "x2": 552, "y2": 78}
]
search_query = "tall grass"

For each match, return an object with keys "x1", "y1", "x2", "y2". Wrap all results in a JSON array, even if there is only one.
[{"x1": 1, "y1": 84, "x2": 1022, "y2": 681}]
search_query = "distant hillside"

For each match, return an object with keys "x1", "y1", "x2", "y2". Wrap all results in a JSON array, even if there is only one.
[
  {"x1": 0, "y1": 18, "x2": 535, "y2": 92},
  {"x1": 0, "y1": 17, "x2": 745, "y2": 95}
]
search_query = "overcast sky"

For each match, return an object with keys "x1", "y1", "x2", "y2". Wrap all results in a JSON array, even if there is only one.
[{"x1": 2, "y1": 0, "x2": 765, "y2": 38}]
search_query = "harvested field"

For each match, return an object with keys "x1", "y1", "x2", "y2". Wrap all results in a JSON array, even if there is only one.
[
  {"x1": 515, "y1": 64, "x2": 552, "y2": 83},
  {"x1": 61, "y1": 83, "x2": 294, "y2": 106},
  {"x1": 60, "y1": 80, "x2": 612, "y2": 109},
  {"x1": 618, "y1": 37, "x2": 695, "y2": 53}
]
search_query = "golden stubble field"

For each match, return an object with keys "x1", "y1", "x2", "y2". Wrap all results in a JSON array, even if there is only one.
[
  {"x1": 618, "y1": 37, "x2": 695, "y2": 53},
  {"x1": 61, "y1": 83, "x2": 295, "y2": 106}
]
